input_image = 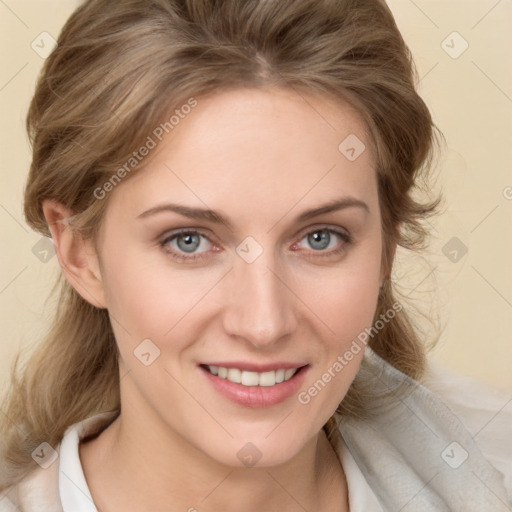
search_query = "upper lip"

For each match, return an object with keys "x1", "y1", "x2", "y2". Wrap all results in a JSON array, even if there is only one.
[{"x1": 200, "y1": 361, "x2": 309, "y2": 372}]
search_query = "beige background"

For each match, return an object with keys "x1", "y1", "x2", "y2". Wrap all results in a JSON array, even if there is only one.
[{"x1": 1, "y1": 1, "x2": 511, "y2": 392}]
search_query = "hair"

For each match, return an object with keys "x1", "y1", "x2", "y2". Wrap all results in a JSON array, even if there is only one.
[{"x1": 0, "y1": 0, "x2": 442, "y2": 490}]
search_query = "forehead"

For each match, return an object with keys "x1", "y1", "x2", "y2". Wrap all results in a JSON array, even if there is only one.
[
  {"x1": 165, "y1": 86, "x2": 373, "y2": 170},
  {"x1": 106, "y1": 86, "x2": 377, "y2": 223}
]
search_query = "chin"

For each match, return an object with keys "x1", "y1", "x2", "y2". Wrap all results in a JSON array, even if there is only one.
[{"x1": 200, "y1": 429, "x2": 312, "y2": 470}]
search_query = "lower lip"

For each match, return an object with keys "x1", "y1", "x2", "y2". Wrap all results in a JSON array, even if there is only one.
[{"x1": 199, "y1": 365, "x2": 309, "y2": 408}]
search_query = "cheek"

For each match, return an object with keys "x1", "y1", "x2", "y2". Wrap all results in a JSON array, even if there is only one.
[
  {"x1": 303, "y1": 268, "x2": 379, "y2": 376},
  {"x1": 298, "y1": 245, "x2": 382, "y2": 338},
  {"x1": 296, "y1": 243, "x2": 382, "y2": 397},
  {"x1": 96, "y1": 239, "x2": 169, "y2": 347},
  {"x1": 99, "y1": 243, "x2": 224, "y2": 351},
  {"x1": 297, "y1": 281, "x2": 380, "y2": 422}
]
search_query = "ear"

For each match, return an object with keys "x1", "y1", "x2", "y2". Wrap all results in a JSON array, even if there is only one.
[
  {"x1": 42, "y1": 200, "x2": 107, "y2": 309},
  {"x1": 380, "y1": 240, "x2": 397, "y2": 288}
]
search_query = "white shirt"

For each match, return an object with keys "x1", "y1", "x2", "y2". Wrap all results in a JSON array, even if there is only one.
[
  {"x1": 0, "y1": 412, "x2": 383, "y2": 511},
  {"x1": 1, "y1": 349, "x2": 511, "y2": 511}
]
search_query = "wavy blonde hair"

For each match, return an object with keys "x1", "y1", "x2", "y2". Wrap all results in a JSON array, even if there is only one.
[{"x1": 0, "y1": 0, "x2": 442, "y2": 490}]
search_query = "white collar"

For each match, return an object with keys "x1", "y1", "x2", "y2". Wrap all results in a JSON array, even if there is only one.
[
  {"x1": 59, "y1": 412, "x2": 116, "y2": 511},
  {"x1": 57, "y1": 411, "x2": 382, "y2": 511}
]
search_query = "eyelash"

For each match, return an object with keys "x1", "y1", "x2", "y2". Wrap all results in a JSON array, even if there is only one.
[{"x1": 159, "y1": 226, "x2": 352, "y2": 263}]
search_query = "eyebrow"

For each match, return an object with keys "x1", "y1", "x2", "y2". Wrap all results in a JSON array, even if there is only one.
[{"x1": 137, "y1": 197, "x2": 370, "y2": 230}]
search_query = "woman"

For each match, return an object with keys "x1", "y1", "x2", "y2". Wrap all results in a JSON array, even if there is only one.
[{"x1": 0, "y1": 0, "x2": 510, "y2": 510}]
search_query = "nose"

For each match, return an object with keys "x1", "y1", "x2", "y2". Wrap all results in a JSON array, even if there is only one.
[{"x1": 221, "y1": 252, "x2": 298, "y2": 349}]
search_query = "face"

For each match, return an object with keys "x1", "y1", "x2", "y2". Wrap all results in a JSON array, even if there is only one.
[{"x1": 93, "y1": 87, "x2": 384, "y2": 467}]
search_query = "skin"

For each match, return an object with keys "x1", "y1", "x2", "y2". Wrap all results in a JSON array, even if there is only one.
[{"x1": 44, "y1": 86, "x2": 387, "y2": 511}]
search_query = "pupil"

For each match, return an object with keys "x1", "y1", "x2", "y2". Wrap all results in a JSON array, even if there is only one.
[
  {"x1": 178, "y1": 233, "x2": 199, "y2": 252},
  {"x1": 309, "y1": 230, "x2": 329, "y2": 250}
]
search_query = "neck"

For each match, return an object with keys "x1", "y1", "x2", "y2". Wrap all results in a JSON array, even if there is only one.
[{"x1": 80, "y1": 399, "x2": 348, "y2": 512}]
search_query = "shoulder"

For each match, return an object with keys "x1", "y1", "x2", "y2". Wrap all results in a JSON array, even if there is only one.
[
  {"x1": 421, "y1": 360, "x2": 512, "y2": 496},
  {"x1": 0, "y1": 462, "x2": 61, "y2": 512},
  {"x1": 0, "y1": 411, "x2": 117, "y2": 512},
  {"x1": 337, "y1": 348, "x2": 512, "y2": 511}
]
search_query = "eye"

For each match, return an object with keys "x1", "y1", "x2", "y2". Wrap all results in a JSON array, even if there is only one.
[
  {"x1": 159, "y1": 226, "x2": 352, "y2": 263},
  {"x1": 160, "y1": 230, "x2": 214, "y2": 262},
  {"x1": 293, "y1": 227, "x2": 352, "y2": 258}
]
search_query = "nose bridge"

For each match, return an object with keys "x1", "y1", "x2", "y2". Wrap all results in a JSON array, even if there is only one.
[{"x1": 222, "y1": 249, "x2": 297, "y2": 347}]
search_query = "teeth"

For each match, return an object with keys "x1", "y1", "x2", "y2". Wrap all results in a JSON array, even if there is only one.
[
  {"x1": 241, "y1": 371, "x2": 259, "y2": 386},
  {"x1": 207, "y1": 365, "x2": 300, "y2": 386},
  {"x1": 227, "y1": 368, "x2": 241, "y2": 383}
]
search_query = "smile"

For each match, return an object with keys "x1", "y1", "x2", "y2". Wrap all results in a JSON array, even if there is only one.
[
  {"x1": 204, "y1": 365, "x2": 300, "y2": 387},
  {"x1": 199, "y1": 363, "x2": 310, "y2": 408}
]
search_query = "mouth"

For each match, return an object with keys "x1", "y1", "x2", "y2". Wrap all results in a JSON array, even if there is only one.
[
  {"x1": 198, "y1": 363, "x2": 310, "y2": 408},
  {"x1": 200, "y1": 364, "x2": 308, "y2": 387}
]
